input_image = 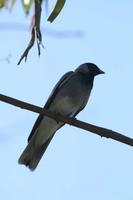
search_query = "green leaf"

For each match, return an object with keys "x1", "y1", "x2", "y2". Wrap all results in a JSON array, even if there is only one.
[
  {"x1": 0, "y1": 0, "x2": 6, "y2": 8},
  {"x1": 48, "y1": 0, "x2": 66, "y2": 23},
  {"x1": 21, "y1": 0, "x2": 33, "y2": 15}
]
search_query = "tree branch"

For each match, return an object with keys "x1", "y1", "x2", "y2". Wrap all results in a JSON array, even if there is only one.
[
  {"x1": 0, "y1": 94, "x2": 133, "y2": 147},
  {"x1": 18, "y1": 0, "x2": 43, "y2": 65}
]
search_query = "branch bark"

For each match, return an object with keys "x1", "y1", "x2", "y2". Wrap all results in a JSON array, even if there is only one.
[
  {"x1": 0, "y1": 94, "x2": 133, "y2": 147},
  {"x1": 18, "y1": 0, "x2": 43, "y2": 65}
]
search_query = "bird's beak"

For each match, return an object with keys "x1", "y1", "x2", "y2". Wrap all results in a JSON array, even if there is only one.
[{"x1": 99, "y1": 69, "x2": 105, "y2": 74}]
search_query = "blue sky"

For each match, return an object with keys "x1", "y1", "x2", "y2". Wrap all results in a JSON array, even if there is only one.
[{"x1": 0, "y1": 1, "x2": 133, "y2": 199}]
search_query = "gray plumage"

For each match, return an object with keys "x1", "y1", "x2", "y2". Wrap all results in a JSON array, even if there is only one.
[{"x1": 18, "y1": 63, "x2": 104, "y2": 171}]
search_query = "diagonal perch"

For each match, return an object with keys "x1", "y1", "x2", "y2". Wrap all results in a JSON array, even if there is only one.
[{"x1": 0, "y1": 94, "x2": 133, "y2": 147}]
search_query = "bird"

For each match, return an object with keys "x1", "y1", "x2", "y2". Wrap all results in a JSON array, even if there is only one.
[{"x1": 18, "y1": 63, "x2": 105, "y2": 171}]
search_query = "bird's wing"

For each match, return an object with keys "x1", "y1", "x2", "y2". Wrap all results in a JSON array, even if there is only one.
[
  {"x1": 28, "y1": 114, "x2": 43, "y2": 142},
  {"x1": 28, "y1": 71, "x2": 74, "y2": 142},
  {"x1": 44, "y1": 71, "x2": 74, "y2": 109}
]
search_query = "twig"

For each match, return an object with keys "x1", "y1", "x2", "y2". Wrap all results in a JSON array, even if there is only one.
[
  {"x1": 17, "y1": 28, "x2": 35, "y2": 65},
  {"x1": 17, "y1": 0, "x2": 43, "y2": 65},
  {"x1": 0, "y1": 94, "x2": 133, "y2": 147}
]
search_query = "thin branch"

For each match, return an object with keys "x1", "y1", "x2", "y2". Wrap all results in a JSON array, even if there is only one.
[
  {"x1": 17, "y1": 28, "x2": 35, "y2": 65},
  {"x1": 17, "y1": 0, "x2": 43, "y2": 65},
  {"x1": 0, "y1": 94, "x2": 133, "y2": 147}
]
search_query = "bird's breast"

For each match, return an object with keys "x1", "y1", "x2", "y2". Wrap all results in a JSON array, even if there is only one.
[
  {"x1": 49, "y1": 88, "x2": 90, "y2": 116},
  {"x1": 50, "y1": 95, "x2": 75, "y2": 113}
]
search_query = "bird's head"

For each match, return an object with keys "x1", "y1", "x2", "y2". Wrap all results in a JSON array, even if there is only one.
[{"x1": 76, "y1": 63, "x2": 105, "y2": 77}]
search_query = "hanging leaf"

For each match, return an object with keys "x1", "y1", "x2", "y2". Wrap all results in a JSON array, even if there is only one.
[
  {"x1": 48, "y1": 0, "x2": 66, "y2": 23},
  {"x1": 21, "y1": 0, "x2": 33, "y2": 15},
  {"x1": 0, "y1": 0, "x2": 6, "y2": 8}
]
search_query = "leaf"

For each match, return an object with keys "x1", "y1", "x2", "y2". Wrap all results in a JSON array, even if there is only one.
[
  {"x1": 21, "y1": 0, "x2": 33, "y2": 15},
  {"x1": 47, "y1": 0, "x2": 66, "y2": 23},
  {"x1": 0, "y1": 0, "x2": 5, "y2": 8}
]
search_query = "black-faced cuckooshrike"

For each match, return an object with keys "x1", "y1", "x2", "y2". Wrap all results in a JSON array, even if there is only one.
[{"x1": 18, "y1": 63, "x2": 104, "y2": 171}]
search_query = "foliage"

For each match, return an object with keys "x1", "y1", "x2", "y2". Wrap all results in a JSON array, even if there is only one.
[
  {"x1": 48, "y1": 0, "x2": 65, "y2": 22},
  {"x1": 0, "y1": 0, "x2": 66, "y2": 22}
]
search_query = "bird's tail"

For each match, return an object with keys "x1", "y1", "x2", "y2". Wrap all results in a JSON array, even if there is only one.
[
  {"x1": 18, "y1": 135, "x2": 54, "y2": 171},
  {"x1": 18, "y1": 143, "x2": 42, "y2": 171}
]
